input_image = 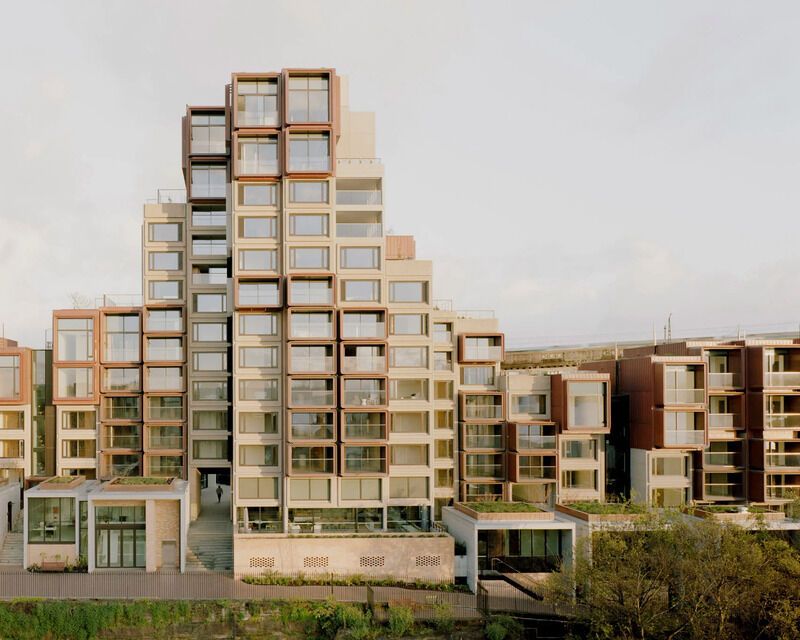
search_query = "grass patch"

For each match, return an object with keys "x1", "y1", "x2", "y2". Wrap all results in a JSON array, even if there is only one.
[
  {"x1": 112, "y1": 477, "x2": 172, "y2": 485},
  {"x1": 41, "y1": 476, "x2": 78, "y2": 484},
  {"x1": 565, "y1": 501, "x2": 647, "y2": 515},
  {"x1": 460, "y1": 501, "x2": 542, "y2": 513},
  {"x1": 241, "y1": 571, "x2": 470, "y2": 592}
]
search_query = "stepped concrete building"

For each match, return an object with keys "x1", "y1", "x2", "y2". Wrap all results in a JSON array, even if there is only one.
[{"x1": 4, "y1": 69, "x2": 796, "y2": 584}]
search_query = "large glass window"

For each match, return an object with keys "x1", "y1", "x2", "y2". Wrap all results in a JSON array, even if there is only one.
[
  {"x1": 190, "y1": 113, "x2": 225, "y2": 154},
  {"x1": 567, "y1": 382, "x2": 607, "y2": 428},
  {"x1": 239, "y1": 379, "x2": 278, "y2": 401},
  {"x1": 149, "y1": 281, "x2": 182, "y2": 301},
  {"x1": 389, "y1": 476, "x2": 428, "y2": 499},
  {"x1": 290, "y1": 279, "x2": 333, "y2": 305},
  {"x1": 390, "y1": 314, "x2": 427, "y2": 336},
  {"x1": 104, "y1": 314, "x2": 139, "y2": 361},
  {"x1": 239, "y1": 412, "x2": 278, "y2": 434},
  {"x1": 289, "y1": 132, "x2": 330, "y2": 171},
  {"x1": 193, "y1": 410, "x2": 228, "y2": 431},
  {"x1": 193, "y1": 440, "x2": 229, "y2": 460},
  {"x1": 95, "y1": 505, "x2": 146, "y2": 569},
  {"x1": 0, "y1": 356, "x2": 19, "y2": 399},
  {"x1": 57, "y1": 318, "x2": 94, "y2": 361},
  {"x1": 0, "y1": 411, "x2": 23, "y2": 430},
  {"x1": 192, "y1": 381, "x2": 228, "y2": 401},
  {"x1": 239, "y1": 313, "x2": 278, "y2": 336},
  {"x1": 237, "y1": 78, "x2": 278, "y2": 126},
  {"x1": 191, "y1": 165, "x2": 226, "y2": 198},
  {"x1": 148, "y1": 223, "x2": 181, "y2": 242},
  {"x1": 146, "y1": 337, "x2": 182, "y2": 361},
  {"x1": 389, "y1": 281, "x2": 427, "y2": 303},
  {"x1": 289, "y1": 247, "x2": 329, "y2": 269},
  {"x1": 62, "y1": 439, "x2": 96, "y2": 458},
  {"x1": 148, "y1": 251, "x2": 182, "y2": 271},
  {"x1": 57, "y1": 367, "x2": 93, "y2": 399},
  {"x1": 238, "y1": 183, "x2": 278, "y2": 206},
  {"x1": 238, "y1": 216, "x2": 277, "y2": 239},
  {"x1": 291, "y1": 412, "x2": 335, "y2": 440},
  {"x1": 238, "y1": 282, "x2": 279, "y2": 306},
  {"x1": 289, "y1": 311, "x2": 333, "y2": 339},
  {"x1": 288, "y1": 75, "x2": 329, "y2": 122},
  {"x1": 194, "y1": 293, "x2": 227, "y2": 313},
  {"x1": 148, "y1": 396, "x2": 183, "y2": 420},
  {"x1": 462, "y1": 366, "x2": 495, "y2": 386},
  {"x1": 191, "y1": 206, "x2": 226, "y2": 227},
  {"x1": 146, "y1": 309, "x2": 182, "y2": 332},
  {"x1": 238, "y1": 136, "x2": 278, "y2": 175},
  {"x1": 341, "y1": 280, "x2": 380, "y2": 302},
  {"x1": 289, "y1": 181, "x2": 329, "y2": 203},
  {"x1": 239, "y1": 249, "x2": 277, "y2": 271},
  {"x1": 289, "y1": 478, "x2": 331, "y2": 501},
  {"x1": 102, "y1": 397, "x2": 140, "y2": 421},
  {"x1": 28, "y1": 497, "x2": 75, "y2": 543},
  {"x1": 192, "y1": 322, "x2": 227, "y2": 342},
  {"x1": 62, "y1": 410, "x2": 95, "y2": 430},
  {"x1": 290, "y1": 214, "x2": 329, "y2": 236},
  {"x1": 341, "y1": 478, "x2": 381, "y2": 501},
  {"x1": 239, "y1": 444, "x2": 279, "y2": 467},
  {"x1": 290, "y1": 378, "x2": 334, "y2": 406},
  {"x1": 390, "y1": 347, "x2": 428, "y2": 368},
  {"x1": 104, "y1": 368, "x2": 140, "y2": 392},
  {"x1": 562, "y1": 439, "x2": 597, "y2": 460},
  {"x1": 239, "y1": 477, "x2": 279, "y2": 500},
  {"x1": 237, "y1": 506, "x2": 282, "y2": 533},
  {"x1": 291, "y1": 446, "x2": 334, "y2": 474},
  {"x1": 340, "y1": 247, "x2": 379, "y2": 269},
  {"x1": 239, "y1": 346, "x2": 279, "y2": 369},
  {"x1": 146, "y1": 367, "x2": 183, "y2": 391}
]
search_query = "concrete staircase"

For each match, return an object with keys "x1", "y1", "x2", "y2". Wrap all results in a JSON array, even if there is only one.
[
  {"x1": 186, "y1": 512, "x2": 233, "y2": 573},
  {"x1": 0, "y1": 517, "x2": 23, "y2": 566}
]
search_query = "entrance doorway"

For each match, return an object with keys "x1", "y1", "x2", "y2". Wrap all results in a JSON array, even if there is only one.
[
  {"x1": 6, "y1": 502, "x2": 11, "y2": 531},
  {"x1": 197, "y1": 469, "x2": 231, "y2": 521}
]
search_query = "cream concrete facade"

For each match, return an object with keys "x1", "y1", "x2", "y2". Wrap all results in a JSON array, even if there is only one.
[{"x1": 234, "y1": 534, "x2": 453, "y2": 580}]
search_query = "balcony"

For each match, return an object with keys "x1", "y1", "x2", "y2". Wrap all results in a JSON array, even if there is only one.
[
  {"x1": 708, "y1": 372, "x2": 741, "y2": 389},
  {"x1": 342, "y1": 356, "x2": 385, "y2": 374},
  {"x1": 336, "y1": 223, "x2": 383, "y2": 238},
  {"x1": 291, "y1": 422, "x2": 334, "y2": 441},
  {"x1": 146, "y1": 316, "x2": 182, "y2": 332},
  {"x1": 290, "y1": 320, "x2": 334, "y2": 339},
  {"x1": 664, "y1": 388, "x2": 705, "y2": 404},
  {"x1": 343, "y1": 448, "x2": 386, "y2": 473},
  {"x1": 191, "y1": 211, "x2": 226, "y2": 227},
  {"x1": 765, "y1": 372, "x2": 800, "y2": 387},
  {"x1": 239, "y1": 284, "x2": 280, "y2": 307},
  {"x1": 240, "y1": 160, "x2": 279, "y2": 175},
  {"x1": 193, "y1": 272, "x2": 227, "y2": 286},
  {"x1": 104, "y1": 348, "x2": 139, "y2": 362},
  {"x1": 290, "y1": 390, "x2": 335, "y2": 406},
  {"x1": 289, "y1": 287, "x2": 333, "y2": 306},
  {"x1": 336, "y1": 190, "x2": 382, "y2": 205},
  {"x1": 149, "y1": 459, "x2": 183, "y2": 476},
  {"x1": 147, "y1": 347, "x2": 183, "y2": 361},
  {"x1": 765, "y1": 413, "x2": 800, "y2": 429},
  {"x1": 464, "y1": 346, "x2": 503, "y2": 361},
  {"x1": 343, "y1": 390, "x2": 386, "y2": 407},
  {"x1": 192, "y1": 239, "x2": 227, "y2": 256},
  {"x1": 344, "y1": 421, "x2": 386, "y2": 440},
  {"x1": 664, "y1": 430, "x2": 705, "y2": 446},
  {"x1": 291, "y1": 449, "x2": 334, "y2": 474},
  {"x1": 704, "y1": 482, "x2": 744, "y2": 499}
]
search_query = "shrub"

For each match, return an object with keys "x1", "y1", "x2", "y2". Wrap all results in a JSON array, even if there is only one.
[
  {"x1": 485, "y1": 615, "x2": 524, "y2": 640},
  {"x1": 431, "y1": 602, "x2": 454, "y2": 633},
  {"x1": 387, "y1": 605, "x2": 415, "y2": 636}
]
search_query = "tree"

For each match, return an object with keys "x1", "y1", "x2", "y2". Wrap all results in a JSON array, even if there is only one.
[{"x1": 551, "y1": 513, "x2": 800, "y2": 640}]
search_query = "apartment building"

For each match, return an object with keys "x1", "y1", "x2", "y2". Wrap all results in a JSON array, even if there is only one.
[{"x1": 587, "y1": 338, "x2": 800, "y2": 508}]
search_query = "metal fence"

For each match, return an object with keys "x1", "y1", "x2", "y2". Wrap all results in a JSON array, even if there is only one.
[{"x1": 0, "y1": 569, "x2": 574, "y2": 619}]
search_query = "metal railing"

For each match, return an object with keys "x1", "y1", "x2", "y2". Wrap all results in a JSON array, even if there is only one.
[
  {"x1": 341, "y1": 322, "x2": 385, "y2": 339},
  {"x1": 765, "y1": 413, "x2": 800, "y2": 428},
  {"x1": 344, "y1": 424, "x2": 386, "y2": 440},
  {"x1": 290, "y1": 323, "x2": 334, "y2": 339},
  {"x1": 290, "y1": 391, "x2": 335, "y2": 406},
  {"x1": 708, "y1": 372, "x2": 741, "y2": 388},
  {"x1": 290, "y1": 356, "x2": 334, "y2": 373},
  {"x1": 336, "y1": 190, "x2": 382, "y2": 205},
  {"x1": 240, "y1": 291, "x2": 280, "y2": 306},
  {"x1": 336, "y1": 223, "x2": 383, "y2": 238},
  {"x1": 664, "y1": 430, "x2": 705, "y2": 445},
  {"x1": 464, "y1": 346, "x2": 502, "y2": 361},
  {"x1": 765, "y1": 453, "x2": 800, "y2": 468},
  {"x1": 765, "y1": 372, "x2": 800, "y2": 387},
  {"x1": 708, "y1": 413, "x2": 738, "y2": 429},
  {"x1": 518, "y1": 435, "x2": 557, "y2": 449},
  {"x1": 344, "y1": 457, "x2": 386, "y2": 473},
  {"x1": 193, "y1": 273, "x2": 227, "y2": 285},
  {"x1": 97, "y1": 294, "x2": 143, "y2": 308},
  {"x1": 239, "y1": 160, "x2": 279, "y2": 175},
  {"x1": 463, "y1": 406, "x2": 503, "y2": 420},
  {"x1": 290, "y1": 290, "x2": 333, "y2": 305},
  {"x1": 703, "y1": 483, "x2": 744, "y2": 498},
  {"x1": 665, "y1": 388, "x2": 705, "y2": 404},
  {"x1": 518, "y1": 466, "x2": 557, "y2": 480},
  {"x1": 291, "y1": 425, "x2": 335, "y2": 440},
  {"x1": 101, "y1": 435, "x2": 140, "y2": 449},
  {"x1": 192, "y1": 241, "x2": 228, "y2": 256},
  {"x1": 464, "y1": 463, "x2": 504, "y2": 478},
  {"x1": 463, "y1": 435, "x2": 503, "y2": 449},
  {"x1": 342, "y1": 356, "x2": 385, "y2": 373},
  {"x1": 703, "y1": 452, "x2": 741, "y2": 467},
  {"x1": 146, "y1": 318, "x2": 183, "y2": 332},
  {"x1": 290, "y1": 458, "x2": 334, "y2": 473},
  {"x1": 149, "y1": 436, "x2": 183, "y2": 449},
  {"x1": 343, "y1": 391, "x2": 386, "y2": 407},
  {"x1": 145, "y1": 189, "x2": 186, "y2": 204}
]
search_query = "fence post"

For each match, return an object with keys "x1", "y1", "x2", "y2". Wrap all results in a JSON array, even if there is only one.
[{"x1": 477, "y1": 582, "x2": 489, "y2": 617}]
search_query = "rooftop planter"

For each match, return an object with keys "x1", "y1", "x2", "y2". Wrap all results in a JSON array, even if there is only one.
[
  {"x1": 687, "y1": 505, "x2": 786, "y2": 523},
  {"x1": 455, "y1": 502, "x2": 554, "y2": 521},
  {"x1": 38, "y1": 476, "x2": 86, "y2": 491},
  {"x1": 556, "y1": 501, "x2": 648, "y2": 523},
  {"x1": 104, "y1": 477, "x2": 176, "y2": 492}
]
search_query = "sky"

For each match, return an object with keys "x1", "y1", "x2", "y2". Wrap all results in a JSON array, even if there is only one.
[{"x1": 1, "y1": 1, "x2": 799, "y2": 349}]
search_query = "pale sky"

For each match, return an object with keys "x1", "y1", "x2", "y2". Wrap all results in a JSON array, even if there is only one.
[{"x1": 1, "y1": 1, "x2": 799, "y2": 349}]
